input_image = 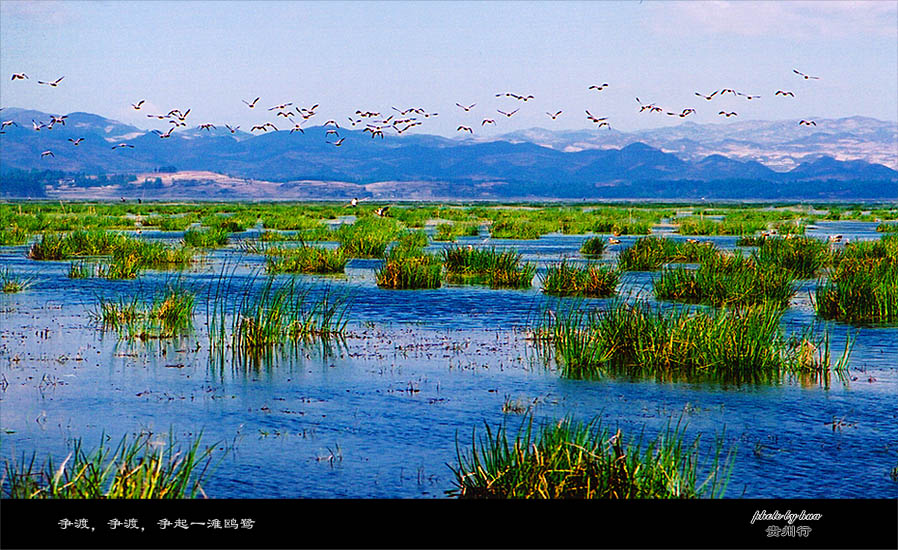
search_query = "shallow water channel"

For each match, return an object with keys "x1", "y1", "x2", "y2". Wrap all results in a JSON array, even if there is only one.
[{"x1": 1, "y1": 220, "x2": 896, "y2": 498}]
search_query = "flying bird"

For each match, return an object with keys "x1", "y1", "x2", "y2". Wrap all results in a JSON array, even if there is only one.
[
  {"x1": 198, "y1": 123, "x2": 215, "y2": 131},
  {"x1": 799, "y1": 120, "x2": 817, "y2": 126},
  {"x1": 325, "y1": 129, "x2": 340, "y2": 137},
  {"x1": 546, "y1": 111, "x2": 563, "y2": 120},
  {"x1": 268, "y1": 102, "x2": 293, "y2": 111},
  {"x1": 456, "y1": 103, "x2": 476, "y2": 111},
  {"x1": 31, "y1": 120, "x2": 45, "y2": 131},
  {"x1": 586, "y1": 110, "x2": 607, "y2": 123},
  {"x1": 131, "y1": 100, "x2": 145, "y2": 110},
  {"x1": 497, "y1": 109, "x2": 519, "y2": 118},
  {"x1": 38, "y1": 76, "x2": 64, "y2": 87},
  {"x1": 695, "y1": 90, "x2": 719, "y2": 100},
  {"x1": 1, "y1": 120, "x2": 18, "y2": 129},
  {"x1": 11, "y1": 73, "x2": 28, "y2": 80},
  {"x1": 718, "y1": 111, "x2": 738, "y2": 117},
  {"x1": 68, "y1": 137, "x2": 84, "y2": 145},
  {"x1": 290, "y1": 123, "x2": 305, "y2": 134},
  {"x1": 243, "y1": 97, "x2": 260, "y2": 108},
  {"x1": 589, "y1": 83, "x2": 609, "y2": 91},
  {"x1": 775, "y1": 90, "x2": 795, "y2": 97},
  {"x1": 737, "y1": 92, "x2": 761, "y2": 100},
  {"x1": 225, "y1": 124, "x2": 239, "y2": 133},
  {"x1": 457, "y1": 125, "x2": 473, "y2": 133},
  {"x1": 41, "y1": 150, "x2": 54, "y2": 158},
  {"x1": 112, "y1": 143, "x2": 134, "y2": 149},
  {"x1": 347, "y1": 198, "x2": 359, "y2": 207},
  {"x1": 328, "y1": 137, "x2": 345, "y2": 146},
  {"x1": 481, "y1": 118, "x2": 496, "y2": 126},
  {"x1": 793, "y1": 69, "x2": 819, "y2": 80}
]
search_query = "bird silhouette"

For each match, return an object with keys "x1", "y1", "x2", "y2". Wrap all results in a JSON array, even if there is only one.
[
  {"x1": 131, "y1": 100, "x2": 145, "y2": 110},
  {"x1": 456, "y1": 103, "x2": 476, "y2": 111},
  {"x1": 793, "y1": 69, "x2": 819, "y2": 80},
  {"x1": 290, "y1": 123, "x2": 305, "y2": 134},
  {"x1": 225, "y1": 124, "x2": 239, "y2": 133},
  {"x1": 37, "y1": 76, "x2": 64, "y2": 87},
  {"x1": 718, "y1": 111, "x2": 738, "y2": 117},
  {"x1": 41, "y1": 150, "x2": 54, "y2": 158},
  {"x1": 457, "y1": 125, "x2": 473, "y2": 133},
  {"x1": 198, "y1": 123, "x2": 216, "y2": 131},
  {"x1": 695, "y1": 90, "x2": 718, "y2": 100},
  {"x1": 775, "y1": 90, "x2": 795, "y2": 97},
  {"x1": 586, "y1": 110, "x2": 608, "y2": 123},
  {"x1": 588, "y1": 83, "x2": 609, "y2": 91},
  {"x1": 1, "y1": 120, "x2": 19, "y2": 130},
  {"x1": 374, "y1": 206, "x2": 390, "y2": 217},
  {"x1": 546, "y1": 111, "x2": 563, "y2": 120},
  {"x1": 112, "y1": 143, "x2": 134, "y2": 149},
  {"x1": 243, "y1": 97, "x2": 260, "y2": 108},
  {"x1": 268, "y1": 102, "x2": 293, "y2": 111},
  {"x1": 68, "y1": 137, "x2": 84, "y2": 145},
  {"x1": 798, "y1": 120, "x2": 817, "y2": 126},
  {"x1": 328, "y1": 137, "x2": 345, "y2": 146},
  {"x1": 497, "y1": 109, "x2": 519, "y2": 118},
  {"x1": 481, "y1": 119, "x2": 496, "y2": 126},
  {"x1": 11, "y1": 73, "x2": 28, "y2": 80}
]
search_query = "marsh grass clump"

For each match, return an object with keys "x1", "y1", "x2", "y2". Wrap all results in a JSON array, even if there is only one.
[
  {"x1": 442, "y1": 246, "x2": 535, "y2": 289},
  {"x1": 735, "y1": 235, "x2": 768, "y2": 247},
  {"x1": 877, "y1": 222, "x2": 898, "y2": 233},
  {"x1": 208, "y1": 275, "x2": 349, "y2": 365},
  {"x1": 540, "y1": 261, "x2": 620, "y2": 298},
  {"x1": 183, "y1": 227, "x2": 230, "y2": 248},
  {"x1": 653, "y1": 253, "x2": 796, "y2": 308},
  {"x1": 448, "y1": 416, "x2": 731, "y2": 499},
  {"x1": 0, "y1": 225, "x2": 28, "y2": 246},
  {"x1": 489, "y1": 218, "x2": 552, "y2": 240},
  {"x1": 434, "y1": 222, "x2": 481, "y2": 242},
  {"x1": 143, "y1": 214, "x2": 198, "y2": 231},
  {"x1": 815, "y1": 238, "x2": 898, "y2": 324},
  {"x1": 579, "y1": 236, "x2": 607, "y2": 256},
  {"x1": 67, "y1": 261, "x2": 94, "y2": 279},
  {"x1": 336, "y1": 216, "x2": 401, "y2": 258},
  {"x1": 617, "y1": 237, "x2": 718, "y2": 271},
  {"x1": 28, "y1": 229, "x2": 123, "y2": 260},
  {"x1": 752, "y1": 237, "x2": 830, "y2": 279},
  {"x1": 265, "y1": 245, "x2": 348, "y2": 274},
  {"x1": 92, "y1": 286, "x2": 195, "y2": 339},
  {"x1": 2, "y1": 430, "x2": 215, "y2": 499},
  {"x1": 0, "y1": 269, "x2": 33, "y2": 293},
  {"x1": 375, "y1": 248, "x2": 443, "y2": 290},
  {"x1": 538, "y1": 300, "x2": 850, "y2": 384}
]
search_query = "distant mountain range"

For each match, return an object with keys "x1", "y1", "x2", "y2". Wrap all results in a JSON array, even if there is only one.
[{"x1": 1, "y1": 108, "x2": 895, "y2": 200}]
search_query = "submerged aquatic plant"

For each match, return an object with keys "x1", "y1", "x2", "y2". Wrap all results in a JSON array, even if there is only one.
[
  {"x1": 2, "y1": 430, "x2": 216, "y2": 499},
  {"x1": 448, "y1": 415, "x2": 732, "y2": 499}
]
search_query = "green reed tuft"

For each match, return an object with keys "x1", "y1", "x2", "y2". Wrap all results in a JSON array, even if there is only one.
[
  {"x1": 540, "y1": 261, "x2": 620, "y2": 298},
  {"x1": 3, "y1": 430, "x2": 215, "y2": 499},
  {"x1": 442, "y1": 246, "x2": 535, "y2": 289},
  {"x1": 448, "y1": 415, "x2": 732, "y2": 499}
]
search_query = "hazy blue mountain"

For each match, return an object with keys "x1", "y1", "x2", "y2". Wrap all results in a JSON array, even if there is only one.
[{"x1": 1, "y1": 108, "x2": 895, "y2": 200}]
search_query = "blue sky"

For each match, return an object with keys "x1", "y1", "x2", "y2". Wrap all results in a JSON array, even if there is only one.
[{"x1": 1, "y1": 0, "x2": 896, "y2": 137}]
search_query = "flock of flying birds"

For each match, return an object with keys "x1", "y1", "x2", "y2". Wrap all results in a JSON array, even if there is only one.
[{"x1": 2, "y1": 68, "x2": 823, "y2": 159}]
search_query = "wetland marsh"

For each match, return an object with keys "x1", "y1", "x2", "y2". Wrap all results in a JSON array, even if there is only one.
[{"x1": 1, "y1": 201, "x2": 896, "y2": 499}]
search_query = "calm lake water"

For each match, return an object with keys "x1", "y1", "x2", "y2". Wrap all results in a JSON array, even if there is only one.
[{"x1": 1, "y1": 220, "x2": 896, "y2": 498}]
